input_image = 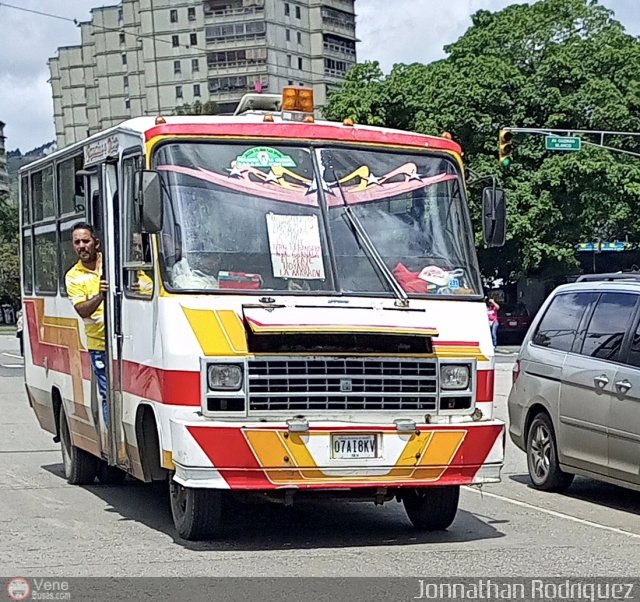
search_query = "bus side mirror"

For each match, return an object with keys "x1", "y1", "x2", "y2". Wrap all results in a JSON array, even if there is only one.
[
  {"x1": 482, "y1": 186, "x2": 506, "y2": 247},
  {"x1": 139, "y1": 170, "x2": 163, "y2": 233}
]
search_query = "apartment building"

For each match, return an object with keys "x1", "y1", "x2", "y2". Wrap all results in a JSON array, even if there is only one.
[
  {"x1": 49, "y1": 0, "x2": 357, "y2": 148},
  {"x1": 0, "y1": 121, "x2": 9, "y2": 198}
]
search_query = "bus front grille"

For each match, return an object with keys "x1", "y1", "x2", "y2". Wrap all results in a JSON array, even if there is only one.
[{"x1": 247, "y1": 358, "x2": 438, "y2": 412}]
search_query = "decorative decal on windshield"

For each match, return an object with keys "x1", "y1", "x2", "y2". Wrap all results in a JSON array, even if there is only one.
[
  {"x1": 157, "y1": 161, "x2": 457, "y2": 207},
  {"x1": 157, "y1": 164, "x2": 319, "y2": 206},
  {"x1": 325, "y1": 164, "x2": 458, "y2": 206},
  {"x1": 235, "y1": 147, "x2": 297, "y2": 168},
  {"x1": 266, "y1": 214, "x2": 326, "y2": 280}
]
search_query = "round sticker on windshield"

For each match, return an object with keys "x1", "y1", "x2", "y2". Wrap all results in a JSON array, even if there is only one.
[{"x1": 235, "y1": 147, "x2": 297, "y2": 169}]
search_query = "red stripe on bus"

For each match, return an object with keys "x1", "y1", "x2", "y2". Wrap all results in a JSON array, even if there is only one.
[
  {"x1": 476, "y1": 370, "x2": 494, "y2": 403},
  {"x1": 122, "y1": 361, "x2": 201, "y2": 406},
  {"x1": 24, "y1": 299, "x2": 200, "y2": 406},
  {"x1": 144, "y1": 123, "x2": 462, "y2": 153},
  {"x1": 442, "y1": 423, "x2": 503, "y2": 482},
  {"x1": 186, "y1": 426, "x2": 272, "y2": 489}
]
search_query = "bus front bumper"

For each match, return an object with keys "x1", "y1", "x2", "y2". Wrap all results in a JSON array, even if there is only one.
[{"x1": 169, "y1": 418, "x2": 505, "y2": 491}]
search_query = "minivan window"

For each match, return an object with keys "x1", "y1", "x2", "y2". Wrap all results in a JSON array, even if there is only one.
[
  {"x1": 581, "y1": 292, "x2": 637, "y2": 362},
  {"x1": 626, "y1": 320, "x2": 640, "y2": 368},
  {"x1": 532, "y1": 292, "x2": 595, "y2": 352}
]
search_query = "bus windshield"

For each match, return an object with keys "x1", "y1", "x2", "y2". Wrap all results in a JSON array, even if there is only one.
[{"x1": 153, "y1": 142, "x2": 482, "y2": 296}]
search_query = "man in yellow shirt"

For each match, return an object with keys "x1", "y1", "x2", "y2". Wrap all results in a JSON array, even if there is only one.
[{"x1": 65, "y1": 223, "x2": 109, "y2": 425}]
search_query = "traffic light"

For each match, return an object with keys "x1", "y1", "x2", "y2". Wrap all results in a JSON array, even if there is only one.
[{"x1": 499, "y1": 129, "x2": 513, "y2": 167}]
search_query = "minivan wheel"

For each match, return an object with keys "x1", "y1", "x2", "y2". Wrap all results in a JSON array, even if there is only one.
[{"x1": 526, "y1": 413, "x2": 574, "y2": 491}]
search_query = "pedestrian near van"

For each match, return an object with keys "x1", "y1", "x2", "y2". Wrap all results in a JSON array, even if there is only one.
[
  {"x1": 486, "y1": 297, "x2": 500, "y2": 347},
  {"x1": 16, "y1": 309, "x2": 24, "y2": 356}
]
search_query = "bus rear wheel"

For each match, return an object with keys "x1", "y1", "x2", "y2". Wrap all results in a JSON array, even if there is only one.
[
  {"x1": 59, "y1": 406, "x2": 98, "y2": 485},
  {"x1": 170, "y1": 478, "x2": 222, "y2": 541},
  {"x1": 402, "y1": 485, "x2": 460, "y2": 531}
]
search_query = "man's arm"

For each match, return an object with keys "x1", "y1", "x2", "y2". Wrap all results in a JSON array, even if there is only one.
[{"x1": 66, "y1": 277, "x2": 108, "y2": 318}]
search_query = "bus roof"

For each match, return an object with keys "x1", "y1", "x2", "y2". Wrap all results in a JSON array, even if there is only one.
[{"x1": 20, "y1": 114, "x2": 462, "y2": 173}]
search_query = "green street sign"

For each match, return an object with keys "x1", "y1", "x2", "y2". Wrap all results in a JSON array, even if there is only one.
[{"x1": 545, "y1": 136, "x2": 582, "y2": 151}]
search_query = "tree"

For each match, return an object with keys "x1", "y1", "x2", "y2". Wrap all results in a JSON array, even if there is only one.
[
  {"x1": 175, "y1": 100, "x2": 218, "y2": 116},
  {"x1": 0, "y1": 199, "x2": 19, "y2": 305},
  {"x1": 324, "y1": 0, "x2": 640, "y2": 281}
]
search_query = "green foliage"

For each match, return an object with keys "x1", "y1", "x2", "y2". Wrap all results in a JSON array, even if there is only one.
[
  {"x1": 0, "y1": 237, "x2": 20, "y2": 304},
  {"x1": 175, "y1": 100, "x2": 218, "y2": 116},
  {"x1": 323, "y1": 0, "x2": 640, "y2": 280},
  {"x1": 0, "y1": 200, "x2": 19, "y2": 304}
]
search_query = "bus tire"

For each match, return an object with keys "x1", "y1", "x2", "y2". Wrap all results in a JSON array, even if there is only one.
[
  {"x1": 96, "y1": 461, "x2": 127, "y2": 485},
  {"x1": 59, "y1": 406, "x2": 98, "y2": 485},
  {"x1": 402, "y1": 485, "x2": 460, "y2": 531},
  {"x1": 170, "y1": 478, "x2": 222, "y2": 541}
]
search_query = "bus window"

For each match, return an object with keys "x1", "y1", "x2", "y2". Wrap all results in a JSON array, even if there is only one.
[
  {"x1": 58, "y1": 221, "x2": 81, "y2": 296},
  {"x1": 31, "y1": 166, "x2": 55, "y2": 223},
  {"x1": 91, "y1": 190, "x2": 103, "y2": 239},
  {"x1": 123, "y1": 155, "x2": 153, "y2": 297},
  {"x1": 22, "y1": 232, "x2": 33, "y2": 295},
  {"x1": 21, "y1": 176, "x2": 30, "y2": 225},
  {"x1": 57, "y1": 155, "x2": 85, "y2": 216},
  {"x1": 34, "y1": 230, "x2": 58, "y2": 294}
]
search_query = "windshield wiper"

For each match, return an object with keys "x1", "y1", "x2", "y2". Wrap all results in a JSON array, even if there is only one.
[{"x1": 330, "y1": 168, "x2": 409, "y2": 307}]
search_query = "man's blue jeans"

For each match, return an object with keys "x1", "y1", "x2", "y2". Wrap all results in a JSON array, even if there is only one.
[{"x1": 89, "y1": 350, "x2": 108, "y2": 426}]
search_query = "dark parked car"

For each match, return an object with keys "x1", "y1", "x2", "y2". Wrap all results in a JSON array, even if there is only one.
[{"x1": 498, "y1": 303, "x2": 532, "y2": 344}]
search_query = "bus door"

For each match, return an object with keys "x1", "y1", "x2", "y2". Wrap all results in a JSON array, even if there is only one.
[
  {"x1": 82, "y1": 167, "x2": 109, "y2": 452},
  {"x1": 103, "y1": 160, "x2": 129, "y2": 469},
  {"x1": 85, "y1": 161, "x2": 128, "y2": 468},
  {"x1": 119, "y1": 150, "x2": 157, "y2": 478}
]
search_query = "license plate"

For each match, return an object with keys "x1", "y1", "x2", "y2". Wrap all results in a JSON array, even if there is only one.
[
  {"x1": 331, "y1": 434, "x2": 378, "y2": 459},
  {"x1": 509, "y1": 321, "x2": 518, "y2": 326}
]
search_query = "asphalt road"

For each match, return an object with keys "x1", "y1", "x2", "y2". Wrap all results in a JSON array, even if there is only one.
[{"x1": 1, "y1": 334, "x2": 639, "y2": 578}]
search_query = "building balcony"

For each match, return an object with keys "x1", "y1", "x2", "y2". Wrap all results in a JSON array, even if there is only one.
[
  {"x1": 206, "y1": 89, "x2": 250, "y2": 102},
  {"x1": 310, "y1": 0, "x2": 354, "y2": 12},
  {"x1": 203, "y1": 5, "x2": 264, "y2": 22},
  {"x1": 205, "y1": 34, "x2": 267, "y2": 49},
  {"x1": 324, "y1": 68, "x2": 349, "y2": 80},
  {"x1": 323, "y1": 42, "x2": 356, "y2": 60},
  {"x1": 207, "y1": 61, "x2": 268, "y2": 76},
  {"x1": 321, "y1": 17, "x2": 356, "y2": 38}
]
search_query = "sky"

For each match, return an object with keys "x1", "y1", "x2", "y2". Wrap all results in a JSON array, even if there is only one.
[{"x1": 0, "y1": 0, "x2": 638, "y2": 152}]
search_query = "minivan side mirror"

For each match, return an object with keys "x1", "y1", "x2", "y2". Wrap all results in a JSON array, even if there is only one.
[
  {"x1": 482, "y1": 186, "x2": 506, "y2": 247},
  {"x1": 139, "y1": 170, "x2": 163, "y2": 233}
]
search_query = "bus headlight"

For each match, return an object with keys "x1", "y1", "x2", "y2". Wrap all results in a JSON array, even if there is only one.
[
  {"x1": 440, "y1": 365, "x2": 470, "y2": 390},
  {"x1": 207, "y1": 364, "x2": 243, "y2": 391}
]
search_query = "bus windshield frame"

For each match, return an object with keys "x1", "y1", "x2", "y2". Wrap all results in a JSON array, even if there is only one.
[{"x1": 152, "y1": 140, "x2": 483, "y2": 299}]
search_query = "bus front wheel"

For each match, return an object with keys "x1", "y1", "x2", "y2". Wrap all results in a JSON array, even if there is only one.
[
  {"x1": 96, "y1": 461, "x2": 127, "y2": 485},
  {"x1": 59, "y1": 406, "x2": 98, "y2": 485},
  {"x1": 169, "y1": 478, "x2": 222, "y2": 541},
  {"x1": 401, "y1": 485, "x2": 460, "y2": 531}
]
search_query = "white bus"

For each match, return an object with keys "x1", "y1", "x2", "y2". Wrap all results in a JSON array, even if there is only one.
[{"x1": 20, "y1": 89, "x2": 506, "y2": 540}]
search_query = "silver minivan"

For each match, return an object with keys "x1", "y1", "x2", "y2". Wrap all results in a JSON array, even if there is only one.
[{"x1": 508, "y1": 274, "x2": 640, "y2": 492}]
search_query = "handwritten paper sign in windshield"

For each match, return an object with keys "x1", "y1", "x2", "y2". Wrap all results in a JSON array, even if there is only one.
[{"x1": 266, "y1": 214, "x2": 325, "y2": 280}]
